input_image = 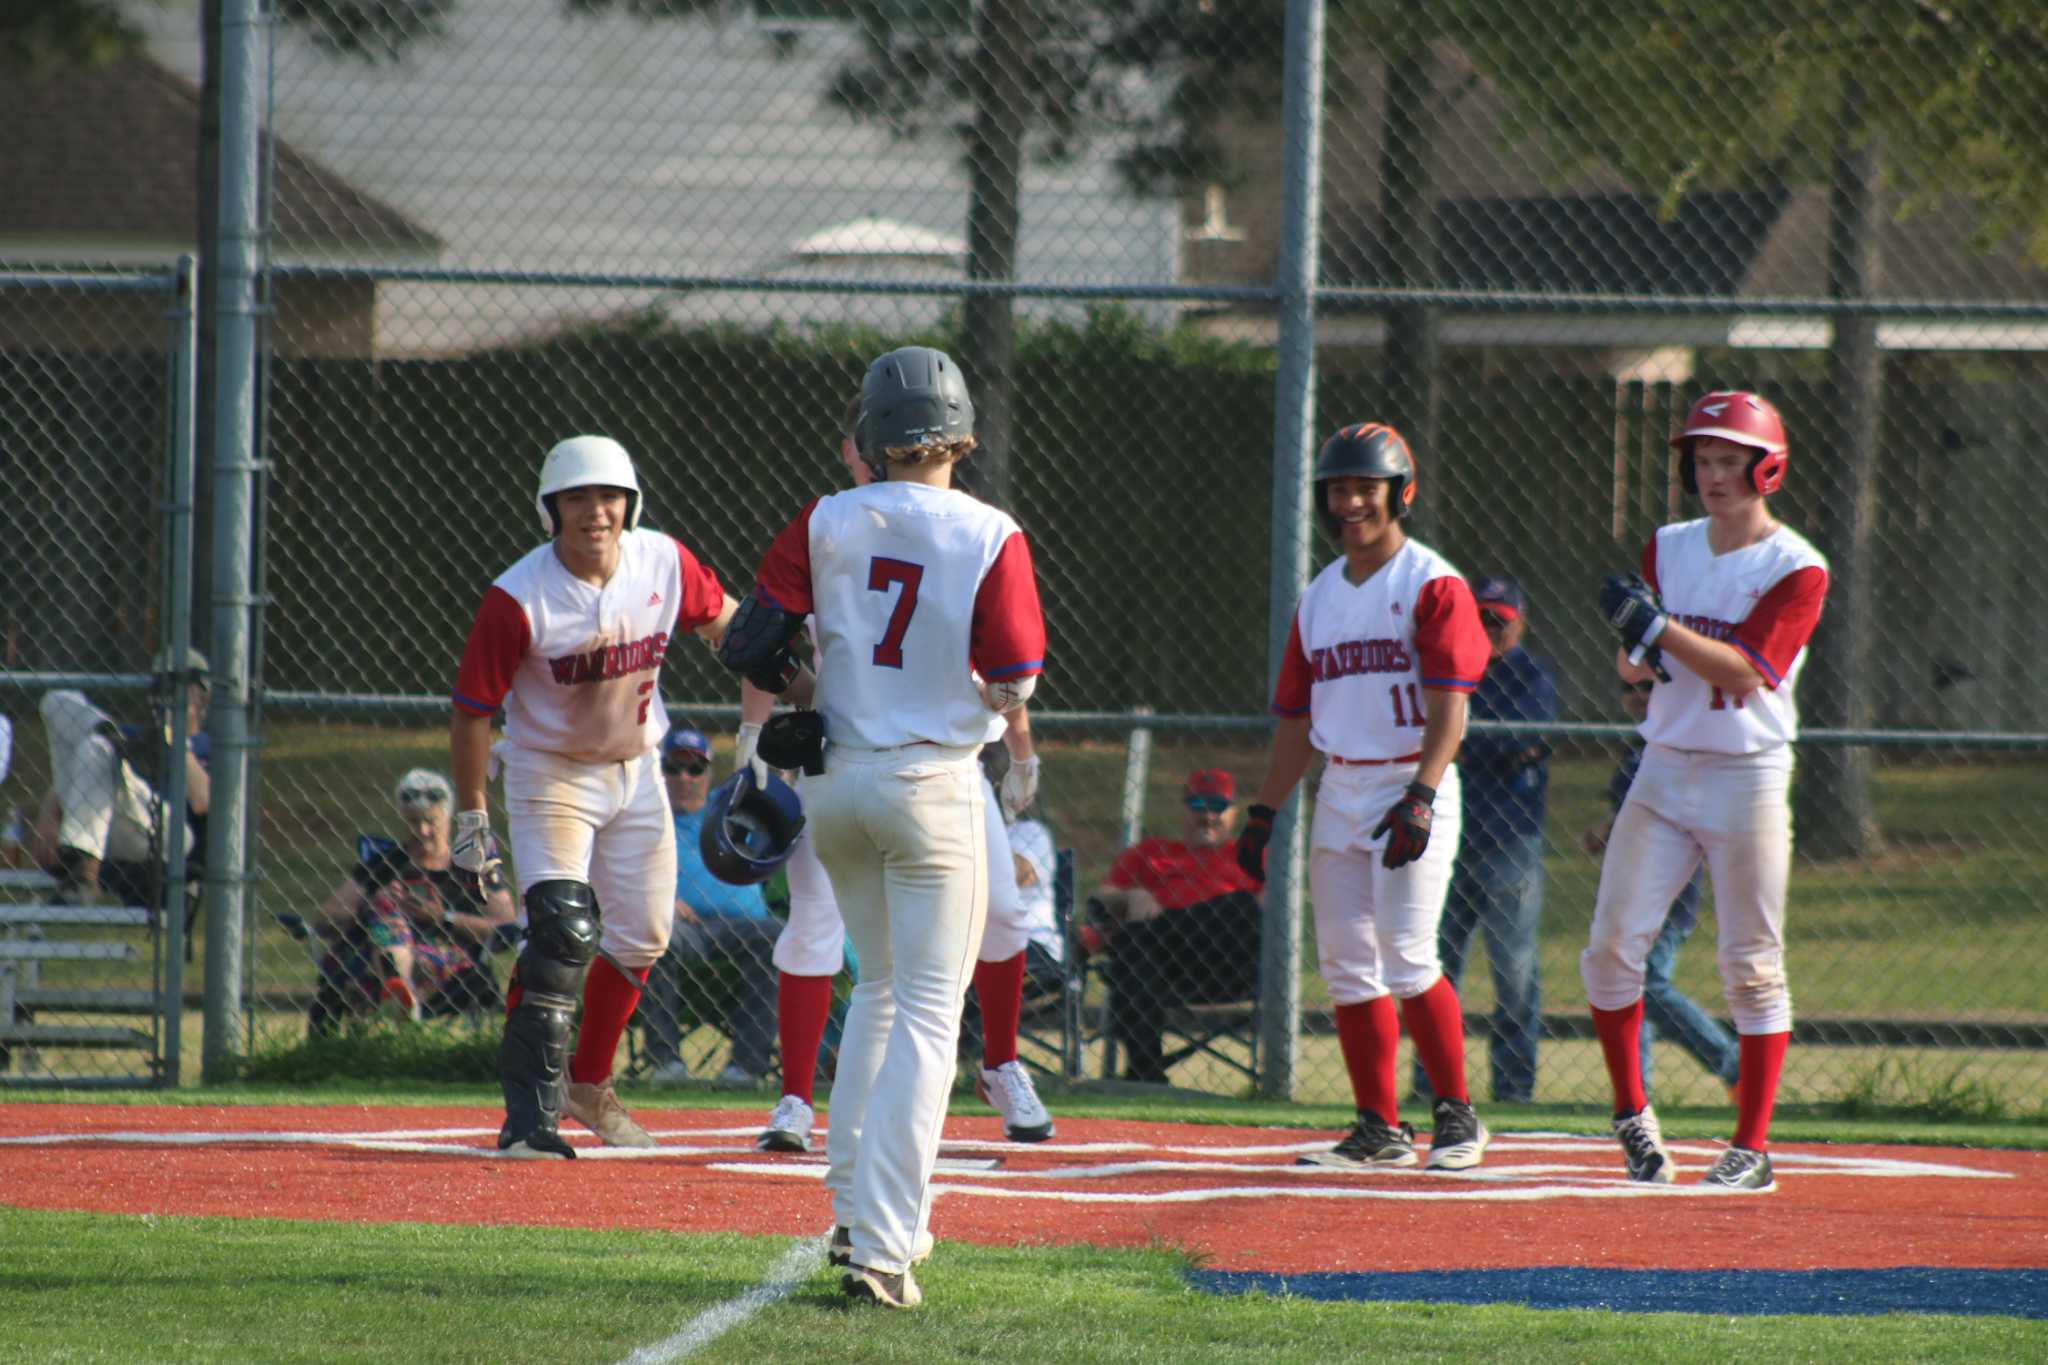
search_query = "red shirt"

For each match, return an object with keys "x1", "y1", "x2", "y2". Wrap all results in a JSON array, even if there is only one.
[{"x1": 1105, "y1": 837, "x2": 1259, "y2": 913}]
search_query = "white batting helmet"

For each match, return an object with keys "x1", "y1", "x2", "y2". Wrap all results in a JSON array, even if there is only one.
[{"x1": 534, "y1": 435, "x2": 643, "y2": 535}]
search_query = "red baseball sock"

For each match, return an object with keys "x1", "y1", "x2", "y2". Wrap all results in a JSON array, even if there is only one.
[
  {"x1": 1400, "y1": 976, "x2": 1470, "y2": 1105},
  {"x1": 974, "y1": 952, "x2": 1027, "y2": 1070},
  {"x1": 1332, "y1": 996, "x2": 1401, "y2": 1125},
  {"x1": 568, "y1": 958, "x2": 649, "y2": 1086},
  {"x1": 777, "y1": 972, "x2": 834, "y2": 1105},
  {"x1": 1591, "y1": 1000, "x2": 1649, "y2": 1117},
  {"x1": 1731, "y1": 1030, "x2": 1789, "y2": 1150}
]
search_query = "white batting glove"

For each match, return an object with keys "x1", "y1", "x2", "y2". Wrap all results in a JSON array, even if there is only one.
[
  {"x1": 734, "y1": 720, "x2": 770, "y2": 786},
  {"x1": 451, "y1": 809, "x2": 503, "y2": 890},
  {"x1": 1000, "y1": 754, "x2": 1040, "y2": 819}
]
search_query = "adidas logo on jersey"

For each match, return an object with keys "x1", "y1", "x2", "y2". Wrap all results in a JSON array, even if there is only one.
[{"x1": 646, "y1": 591, "x2": 662, "y2": 607}]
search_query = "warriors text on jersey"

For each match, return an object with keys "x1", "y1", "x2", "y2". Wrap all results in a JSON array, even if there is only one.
[
  {"x1": 452, "y1": 528, "x2": 724, "y2": 763},
  {"x1": 1637, "y1": 520, "x2": 1829, "y2": 754},
  {"x1": 754, "y1": 482, "x2": 1045, "y2": 750},
  {"x1": 1272, "y1": 541, "x2": 1490, "y2": 761}
]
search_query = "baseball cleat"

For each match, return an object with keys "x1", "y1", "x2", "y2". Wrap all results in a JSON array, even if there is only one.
[
  {"x1": 496, "y1": 1122, "x2": 576, "y2": 1160},
  {"x1": 758, "y1": 1094, "x2": 815, "y2": 1153},
  {"x1": 1612, "y1": 1104, "x2": 1676, "y2": 1184},
  {"x1": 1701, "y1": 1145, "x2": 1776, "y2": 1192},
  {"x1": 842, "y1": 1265, "x2": 922, "y2": 1310},
  {"x1": 563, "y1": 1079, "x2": 657, "y2": 1148},
  {"x1": 977, "y1": 1061, "x2": 1055, "y2": 1142},
  {"x1": 830, "y1": 1226, "x2": 934, "y2": 1268},
  {"x1": 1424, "y1": 1097, "x2": 1490, "y2": 1171},
  {"x1": 1298, "y1": 1112, "x2": 1418, "y2": 1169}
]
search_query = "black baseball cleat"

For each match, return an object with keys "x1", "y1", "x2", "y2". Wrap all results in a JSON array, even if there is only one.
[
  {"x1": 1701, "y1": 1145, "x2": 1776, "y2": 1192},
  {"x1": 497, "y1": 1122, "x2": 576, "y2": 1159},
  {"x1": 1425, "y1": 1097, "x2": 1491, "y2": 1171},
  {"x1": 1298, "y1": 1112, "x2": 1418, "y2": 1169},
  {"x1": 1611, "y1": 1105, "x2": 1675, "y2": 1184}
]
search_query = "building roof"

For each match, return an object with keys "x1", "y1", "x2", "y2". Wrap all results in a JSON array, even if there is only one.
[{"x1": 0, "y1": 55, "x2": 437, "y2": 257}]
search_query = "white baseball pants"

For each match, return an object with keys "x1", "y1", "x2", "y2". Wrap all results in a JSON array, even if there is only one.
[
  {"x1": 1306, "y1": 762, "x2": 1461, "y2": 1005},
  {"x1": 809, "y1": 743, "x2": 990, "y2": 1277}
]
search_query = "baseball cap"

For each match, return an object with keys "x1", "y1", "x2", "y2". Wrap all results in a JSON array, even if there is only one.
[
  {"x1": 662, "y1": 726, "x2": 712, "y2": 770},
  {"x1": 1184, "y1": 768, "x2": 1235, "y2": 812},
  {"x1": 1473, "y1": 576, "x2": 1524, "y2": 620}
]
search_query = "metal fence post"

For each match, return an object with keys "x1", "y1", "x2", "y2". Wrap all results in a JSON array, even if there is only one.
[
  {"x1": 202, "y1": 0, "x2": 266, "y2": 1082},
  {"x1": 1116, "y1": 705, "x2": 1154, "y2": 849},
  {"x1": 160, "y1": 254, "x2": 200, "y2": 1087},
  {"x1": 1257, "y1": 0, "x2": 1325, "y2": 1103}
]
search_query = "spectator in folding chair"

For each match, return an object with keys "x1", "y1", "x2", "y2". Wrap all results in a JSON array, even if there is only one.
[
  {"x1": 30, "y1": 653, "x2": 210, "y2": 910},
  {"x1": 302, "y1": 768, "x2": 517, "y2": 1033},
  {"x1": 1085, "y1": 768, "x2": 1261, "y2": 1085},
  {"x1": 638, "y1": 724, "x2": 782, "y2": 1086}
]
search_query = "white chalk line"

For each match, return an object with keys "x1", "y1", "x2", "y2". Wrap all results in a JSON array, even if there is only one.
[{"x1": 617, "y1": 1232, "x2": 829, "y2": 1365}]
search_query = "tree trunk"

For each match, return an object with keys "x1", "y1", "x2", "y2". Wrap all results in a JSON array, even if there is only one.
[
  {"x1": 1380, "y1": 44, "x2": 1441, "y2": 536},
  {"x1": 959, "y1": 0, "x2": 1034, "y2": 510},
  {"x1": 1796, "y1": 79, "x2": 1882, "y2": 860}
]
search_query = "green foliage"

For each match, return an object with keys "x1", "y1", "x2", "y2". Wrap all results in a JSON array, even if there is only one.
[
  {"x1": 274, "y1": 0, "x2": 452, "y2": 61},
  {"x1": 237, "y1": 1012, "x2": 499, "y2": 1085},
  {"x1": 1832, "y1": 1054, "x2": 2025, "y2": 1123},
  {"x1": 0, "y1": 0, "x2": 146, "y2": 70}
]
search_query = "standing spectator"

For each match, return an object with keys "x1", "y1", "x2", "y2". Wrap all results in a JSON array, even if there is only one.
[
  {"x1": 716, "y1": 345, "x2": 1045, "y2": 1309},
  {"x1": 1087, "y1": 768, "x2": 1261, "y2": 1086},
  {"x1": 1581, "y1": 678, "x2": 1740, "y2": 1101},
  {"x1": 639, "y1": 724, "x2": 782, "y2": 1086},
  {"x1": 449, "y1": 434, "x2": 737, "y2": 1159},
  {"x1": 1236, "y1": 421, "x2": 1492, "y2": 1173},
  {"x1": 1415, "y1": 576, "x2": 1556, "y2": 1105},
  {"x1": 1586, "y1": 390, "x2": 1829, "y2": 1191}
]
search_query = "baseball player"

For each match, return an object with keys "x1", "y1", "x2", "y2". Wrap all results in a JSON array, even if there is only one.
[
  {"x1": 1235, "y1": 422, "x2": 1493, "y2": 1172},
  {"x1": 449, "y1": 435, "x2": 735, "y2": 1159},
  {"x1": 717, "y1": 347, "x2": 1045, "y2": 1309},
  {"x1": 1586, "y1": 390, "x2": 1829, "y2": 1192},
  {"x1": 752, "y1": 403, "x2": 1050, "y2": 1159}
]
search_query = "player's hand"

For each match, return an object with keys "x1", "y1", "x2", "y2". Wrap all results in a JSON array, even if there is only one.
[
  {"x1": 1000, "y1": 754, "x2": 1040, "y2": 819},
  {"x1": 1371, "y1": 782, "x2": 1435, "y2": 870},
  {"x1": 451, "y1": 810, "x2": 503, "y2": 899},
  {"x1": 734, "y1": 720, "x2": 770, "y2": 786},
  {"x1": 1636, "y1": 643, "x2": 1674, "y2": 685},
  {"x1": 1236, "y1": 803, "x2": 1276, "y2": 883},
  {"x1": 1599, "y1": 574, "x2": 1668, "y2": 655}
]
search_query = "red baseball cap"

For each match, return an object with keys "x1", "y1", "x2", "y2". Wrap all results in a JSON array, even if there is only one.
[{"x1": 1185, "y1": 769, "x2": 1235, "y2": 804}]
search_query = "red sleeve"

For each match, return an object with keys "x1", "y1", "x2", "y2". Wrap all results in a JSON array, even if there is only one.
[
  {"x1": 1730, "y1": 565, "x2": 1828, "y2": 689},
  {"x1": 1415, "y1": 576, "x2": 1488, "y2": 693},
  {"x1": 1271, "y1": 612, "x2": 1312, "y2": 716},
  {"x1": 753, "y1": 499, "x2": 820, "y2": 615},
  {"x1": 971, "y1": 530, "x2": 1045, "y2": 681},
  {"x1": 1104, "y1": 842, "x2": 1149, "y2": 892},
  {"x1": 452, "y1": 586, "x2": 530, "y2": 715},
  {"x1": 1640, "y1": 538, "x2": 1660, "y2": 595},
  {"x1": 672, "y1": 538, "x2": 725, "y2": 631}
]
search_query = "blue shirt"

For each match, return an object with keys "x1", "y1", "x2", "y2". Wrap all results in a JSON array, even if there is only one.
[
  {"x1": 671, "y1": 805, "x2": 771, "y2": 921},
  {"x1": 1457, "y1": 645, "x2": 1558, "y2": 845}
]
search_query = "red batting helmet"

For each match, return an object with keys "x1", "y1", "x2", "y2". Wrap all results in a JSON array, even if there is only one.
[
  {"x1": 1671, "y1": 390, "x2": 1788, "y2": 496},
  {"x1": 1314, "y1": 422, "x2": 1417, "y2": 534}
]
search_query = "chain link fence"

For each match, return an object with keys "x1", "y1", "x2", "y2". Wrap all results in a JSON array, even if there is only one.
[{"x1": 5, "y1": 2, "x2": 2045, "y2": 1116}]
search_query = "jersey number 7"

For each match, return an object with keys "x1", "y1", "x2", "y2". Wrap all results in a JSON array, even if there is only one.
[{"x1": 869, "y1": 556, "x2": 925, "y2": 668}]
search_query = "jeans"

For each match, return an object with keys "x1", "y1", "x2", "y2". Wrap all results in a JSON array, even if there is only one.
[
  {"x1": 1419, "y1": 831, "x2": 1543, "y2": 1103},
  {"x1": 642, "y1": 915, "x2": 782, "y2": 1076},
  {"x1": 1639, "y1": 865, "x2": 1741, "y2": 1090}
]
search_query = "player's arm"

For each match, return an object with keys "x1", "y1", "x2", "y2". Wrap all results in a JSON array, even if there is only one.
[
  {"x1": 450, "y1": 711, "x2": 494, "y2": 813},
  {"x1": 1413, "y1": 688, "x2": 1469, "y2": 792},
  {"x1": 997, "y1": 704, "x2": 1038, "y2": 817},
  {"x1": 1248, "y1": 716, "x2": 1315, "y2": 813},
  {"x1": 1644, "y1": 622, "x2": 1766, "y2": 696}
]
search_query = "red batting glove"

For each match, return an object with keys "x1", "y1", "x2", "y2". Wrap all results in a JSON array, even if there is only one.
[{"x1": 1371, "y1": 782, "x2": 1436, "y2": 869}]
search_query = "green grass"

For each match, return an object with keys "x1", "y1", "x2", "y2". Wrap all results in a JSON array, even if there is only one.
[{"x1": 0, "y1": 1206, "x2": 2038, "y2": 1364}]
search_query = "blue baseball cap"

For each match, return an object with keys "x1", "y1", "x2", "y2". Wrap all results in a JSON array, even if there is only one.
[
  {"x1": 1473, "y1": 576, "x2": 1524, "y2": 617},
  {"x1": 662, "y1": 726, "x2": 711, "y2": 762}
]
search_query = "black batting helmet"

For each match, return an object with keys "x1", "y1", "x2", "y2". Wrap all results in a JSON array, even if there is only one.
[
  {"x1": 855, "y1": 346, "x2": 975, "y2": 478},
  {"x1": 698, "y1": 768, "x2": 807, "y2": 886},
  {"x1": 1313, "y1": 422, "x2": 1417, "y2": 535}
]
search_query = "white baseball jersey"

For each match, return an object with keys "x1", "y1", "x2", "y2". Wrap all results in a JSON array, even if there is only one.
[
  {"x1": 1637, "y1": 520, "x2": 1829, "y2": 754},
  {"x1": 1273, "y1": 540, "x2": 1490, "y2": 762},
  {"x1": 453, "y1": 528, "x2": 725, "y2": 763},
  {"x1": 754, "y1": 483, "x2": 1044, "y2": 750}
]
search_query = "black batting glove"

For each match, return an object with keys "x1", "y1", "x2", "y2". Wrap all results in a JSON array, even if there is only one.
[
  {"x1": 1236, "y1": 804, "x2": 1277, "y2": 883},
  {"x1": 1371, "y1": 782, "x2": 1435, "y2": 869},
  {"x1": 1599, "y1": 573, "x2": 1669, "y2": 655}
]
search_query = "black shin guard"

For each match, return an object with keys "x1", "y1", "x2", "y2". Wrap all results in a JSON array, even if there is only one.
[{"x1": 497, "y1": 880, "x2": 600, "y2": 1155}]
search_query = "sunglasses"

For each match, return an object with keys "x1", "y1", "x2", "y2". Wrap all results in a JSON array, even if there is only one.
[
  {"x1": 397, "y1": 786, "x2": 450, "y2": 806},
  {"x1": 1479, "y1": 611, "x2": 1515, "y2": 630},
  {"x1": 1185, "y1": 796, "x2": 1231, "y2": 814},
  {"x1": 663, "y1": 755, "x2": 710, "y2": 777}
]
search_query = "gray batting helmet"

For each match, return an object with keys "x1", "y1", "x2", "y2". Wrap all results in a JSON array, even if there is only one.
[{"x1": 855, "y1": 346, "x2": 975, "y2": 476}]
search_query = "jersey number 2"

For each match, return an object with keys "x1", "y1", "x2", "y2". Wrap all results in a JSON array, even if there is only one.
[{"x1": 868, "y1": 557, "x2": 924, "y2": 668}]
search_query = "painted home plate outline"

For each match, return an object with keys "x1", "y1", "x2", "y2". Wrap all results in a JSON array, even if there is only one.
[{"x1": 0, "y1": 1124, "x2": 2009, "y2": 1199}]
